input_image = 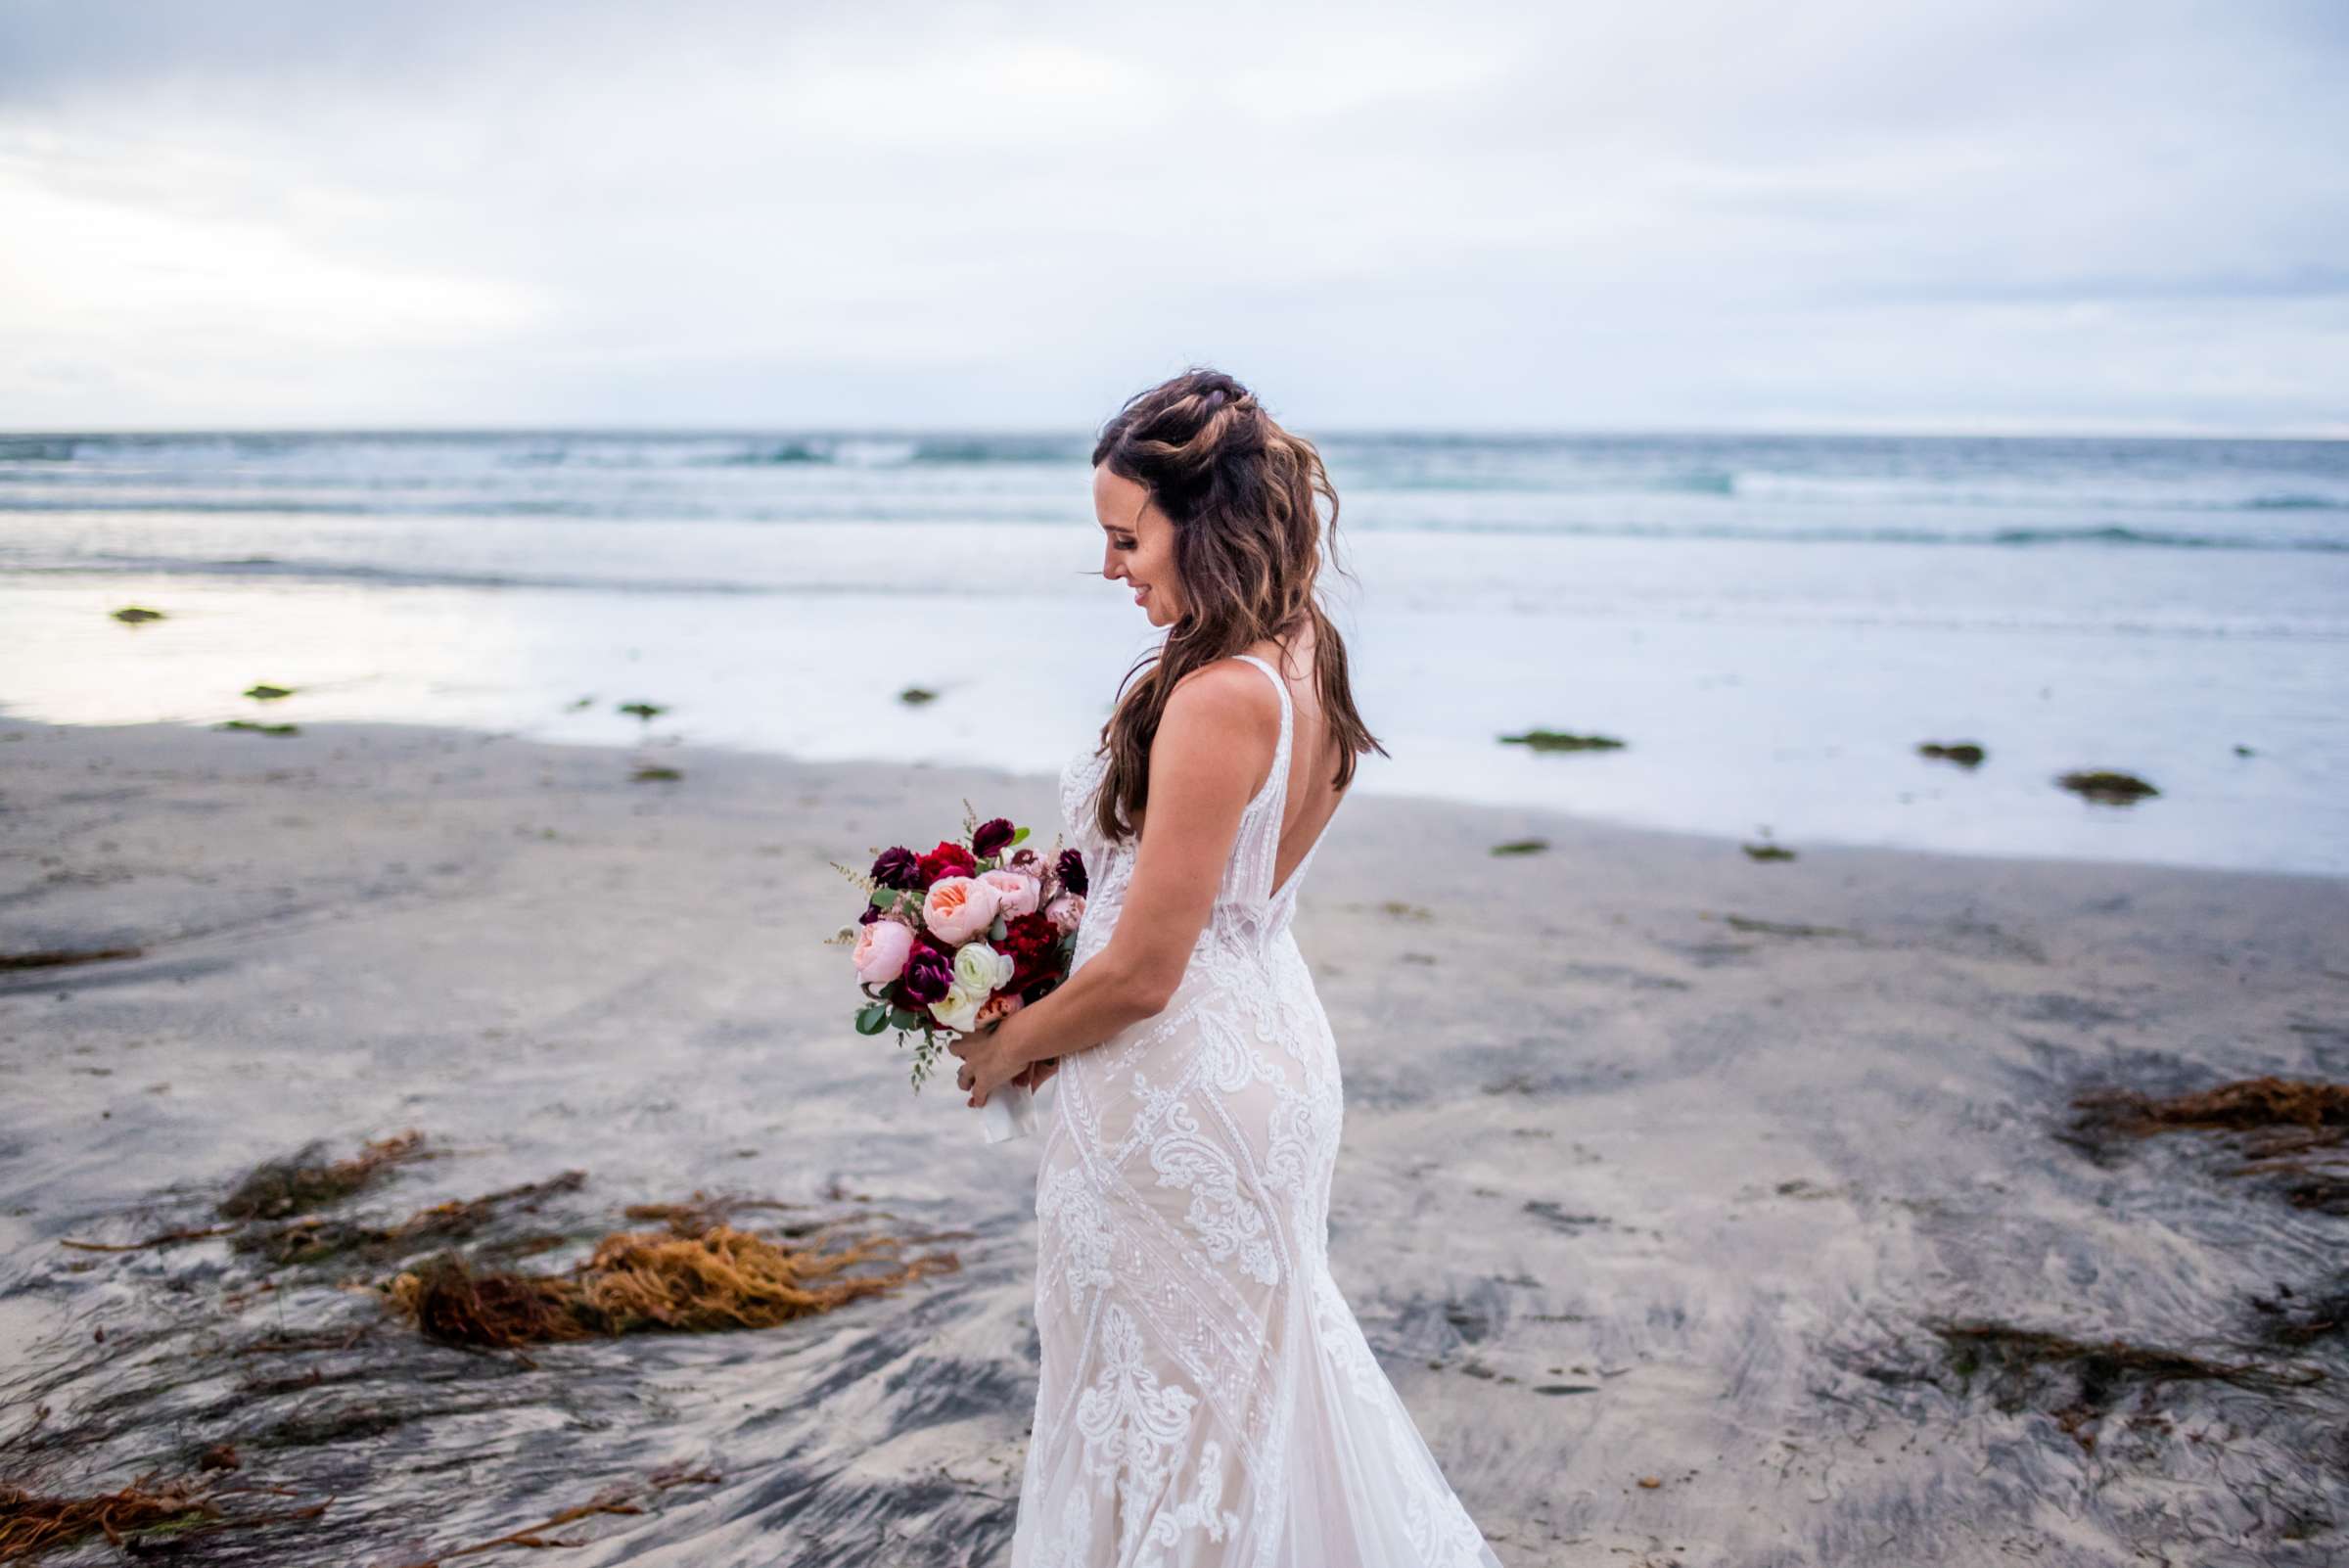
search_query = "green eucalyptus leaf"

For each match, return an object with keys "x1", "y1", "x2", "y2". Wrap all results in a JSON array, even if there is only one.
[{"x1": 854, "y1": 1002, "x2": 890, "y2": 1036}]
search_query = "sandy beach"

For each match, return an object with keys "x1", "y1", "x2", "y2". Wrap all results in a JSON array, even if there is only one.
[{"x1": 3, "y1": 714, "x2": 2345, "y2": 1568}]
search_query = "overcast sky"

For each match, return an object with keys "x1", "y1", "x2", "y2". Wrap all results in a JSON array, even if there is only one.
[{"x1": 1, "y1": 0, "x2": 2343, "y2": 434}]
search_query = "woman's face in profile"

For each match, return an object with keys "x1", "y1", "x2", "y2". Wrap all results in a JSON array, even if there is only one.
[{"x1": 1093, "y1": 464, "x2": 1183, "y2": 628}]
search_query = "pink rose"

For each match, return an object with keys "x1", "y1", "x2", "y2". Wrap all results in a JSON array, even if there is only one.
[
  {"x1": 1044, "y1": 892, "x2": 1084, "y2": 936},
  {"x1": 852, "y1": 918, "x2": 914, "y2": 985},
  {"x1": 921, "y1": 875, "x2": 1001, "y2": 945},
  {"x1": 978, "y1": 867, "x2": 1042, "y2": 918},
  {"x1": 975, "y1": 992, "x2": 1025, "y2": 1028}
]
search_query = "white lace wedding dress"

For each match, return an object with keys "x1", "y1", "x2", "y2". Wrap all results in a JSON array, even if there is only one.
[{"x1": 1010, "y1": 654, "x2": 1505, "y2": 1567}]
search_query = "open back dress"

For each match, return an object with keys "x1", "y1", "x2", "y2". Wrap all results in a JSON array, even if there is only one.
[{"x1": 1011, "y1": 653, "x2": 1505, "y2": 1567}]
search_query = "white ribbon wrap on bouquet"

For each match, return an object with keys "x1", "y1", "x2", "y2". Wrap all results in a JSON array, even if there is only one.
[{"x1": 980, "y1": 1080, "x2": 1036, "y2": 1143}]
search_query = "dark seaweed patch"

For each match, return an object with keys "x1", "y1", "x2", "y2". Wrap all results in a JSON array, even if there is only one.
[{"x1": 219, "y1": 1131, "x2": 430, "y2": 1222}]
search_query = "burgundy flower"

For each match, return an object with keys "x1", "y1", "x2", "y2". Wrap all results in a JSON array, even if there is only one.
[
  {"x1": 917, "y1": 841, "x2": 978, "y2": 887},
  {"x1": 1056, "y1": 848, "x2": 1088, "y2": 897},
  {"x1": 871, "y1": 846, "x2": 922, "y2": 891},
  {"x1": 998, "y1": 912, "x2": 1061, "y2": 991},
  {"x1": 856, "y1": 903, "x2": 882, "y2": 926},
  {"x1": 971, "y1": 817, "x2": 1016, "y2": 859},
  {"x1": 899, "y1": 941, "x2": 955, "y2": 1005}
]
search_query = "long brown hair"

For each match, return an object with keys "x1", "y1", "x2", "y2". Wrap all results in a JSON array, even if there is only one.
[{"x1": 1086, "y1": 366, "x2": 1387, "y2": 846}]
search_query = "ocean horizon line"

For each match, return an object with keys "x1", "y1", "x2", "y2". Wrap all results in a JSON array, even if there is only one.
[{"x1": 4, "y1": 423, "x2": 2346, "y2": 445}]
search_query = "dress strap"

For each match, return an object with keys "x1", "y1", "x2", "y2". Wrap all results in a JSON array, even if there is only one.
[
  {"x1": 1229, "y1": 655, "x2": 1294, "y2": 798},
  {"x1": 1228, "y1": 655, "x2": 1295, "y2": 904}
]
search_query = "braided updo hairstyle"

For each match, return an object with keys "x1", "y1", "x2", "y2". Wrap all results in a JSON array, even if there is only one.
[{"x1": 1086, "y1": 366, "x2": 1387, "y2": 846}]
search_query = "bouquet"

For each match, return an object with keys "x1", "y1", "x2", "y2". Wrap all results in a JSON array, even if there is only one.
[{"x1": 826, "y1": 800, "x2": 1087, "y2": 1143}]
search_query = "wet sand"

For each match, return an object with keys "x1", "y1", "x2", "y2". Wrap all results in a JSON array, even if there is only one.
[{"x1": 2, "y1": 715, "x2": 2345, "y2": 1567}]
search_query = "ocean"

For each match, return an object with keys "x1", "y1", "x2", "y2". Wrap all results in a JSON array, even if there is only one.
[{"x1": 4, "y1": 429, "x2": 2345, "y2": 875}]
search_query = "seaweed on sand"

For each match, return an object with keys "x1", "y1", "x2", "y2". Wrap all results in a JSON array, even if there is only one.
[
  {"x1": 383, "y1": 1222, "x2": 960, "y2": 1349},
  {"x1": 2056, "y1": 769, "x2": 2158, "y2": 805},
  {"x1": 0, "y1": 1473, "x2": 325, "y2": 1561},
  {"x1": 1923, "y1": 1317, "x2": 2325, "y2": 1453},
  {"x1": 2251, "y1": 1277, "x2": 2349, "y2": 1350},
  {"x1": 622, "y1": 1190, "x2": 808, "y2": 1235},
  {"x1": 2067, "y1": 1076, "x2": 2349, "y2": 1210},
  {"x1": 0, "y1": 947, "x2": 143, "y2": 973},
  {"x1": 1497, "y1": 727, "x2": 1625, "y2": 753},
  {"x1": 2070, "y1": 1076, "x2": 2349, "y2": 1144},
  {"x1": 218, "y1": 1130, "x2": 430, "y2": 1222},
  {"x1": 235, "y1": 1171, "x2": 586, "y2": 1268}
]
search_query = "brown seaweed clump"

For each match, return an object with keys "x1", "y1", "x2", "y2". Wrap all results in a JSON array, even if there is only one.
[
  {"x1": 2070, "y1": 1076, "x2": 2348, "y2": 1154},
  {"x1": 383, "y1": 1222, "x2": 959, "y2": 1349},
  {"x1": 218, "y1": 1131, "x2": 429, "y2": 1222},
  {"x1": 1917, "y1": 741, "x2": 1986, "y2": 766},
  {"x1": 0, "y1": 1477, "x2": 216, "y2": 1560},
  {"x1": 0, "y1": 1474, "x2": 323, "y2": 1561},
  {"x1": 2070, "y1": 1075, "x2": 2349, "y2": 1212}
]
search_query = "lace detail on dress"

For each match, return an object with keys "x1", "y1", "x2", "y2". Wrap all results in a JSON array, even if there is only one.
[{"x1": 1014, "y1": 656, "x2": 1504, "y2": 1567}]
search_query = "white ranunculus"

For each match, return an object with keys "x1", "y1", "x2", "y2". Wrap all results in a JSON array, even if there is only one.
[
  {"x1": 952, "y1": 941, "x2": 1015, "y2": 995},
  {"x1": 929, "y1": 981, "x2": 988, "y2": 1034}
]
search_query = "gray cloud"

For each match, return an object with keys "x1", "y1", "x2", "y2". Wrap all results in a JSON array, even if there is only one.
[{"x1": 1, "y1": 0, "x2": 2343, "y2": 432}]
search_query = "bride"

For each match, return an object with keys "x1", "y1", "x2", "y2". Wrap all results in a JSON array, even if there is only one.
[{"x1": 946, "y1": 369, "x2": 1506, "y2": 1567}]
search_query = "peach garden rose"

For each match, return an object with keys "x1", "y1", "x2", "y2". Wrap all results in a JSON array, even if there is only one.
[{"x1": 922, "y1": 874, "x2": 1001, "y2": 945}]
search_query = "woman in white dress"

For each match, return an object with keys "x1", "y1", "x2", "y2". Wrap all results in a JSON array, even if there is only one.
[{"x1": 947, "y1": 369, "x2": 1506, "y2": 1567}]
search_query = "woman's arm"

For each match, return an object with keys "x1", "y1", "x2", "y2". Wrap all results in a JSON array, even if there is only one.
[{"x1": 957, "y1": 662, "x2": 1279, "y2": 1100}]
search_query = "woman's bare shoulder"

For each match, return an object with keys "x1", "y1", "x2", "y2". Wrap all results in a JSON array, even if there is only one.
[{"x1": 1162, "y1": 659, "x2": 1282, "y2": 749}]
